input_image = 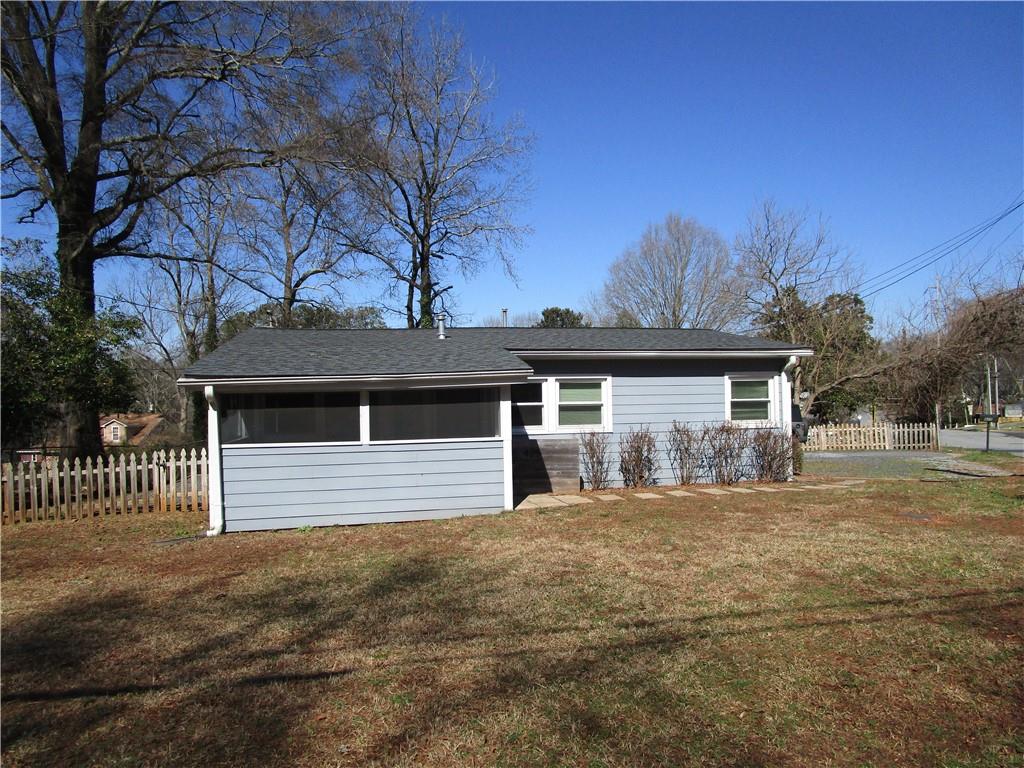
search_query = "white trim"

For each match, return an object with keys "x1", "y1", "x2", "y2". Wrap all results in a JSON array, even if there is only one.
[
  {"x1": 359, "y1": 390, "x2": 370, "y2": 445},
  {"x1": 204, "y1": 386, "x2": 225, "y2": 536},
  {"x1": 724, "y1": 372, "x2": 780, "y2": 427},
  {"x1": 515, "y1": 349, "x2": 814, "y2": 359},
  {"x1": 221, "y1": 440, "x2": 364, "y2": 450},
  {"x1": 500, "y1": 384, "x2": 513, "y2": 510},
  {"x1": 365, "y1": 436, "x2": 501, "y2": 446},
  {"x1": 219, "y1": 436, "x2": 501, "y2": 449},
  {"x1": 178, "y1": 370, "x2": 532, "y2": 390}
]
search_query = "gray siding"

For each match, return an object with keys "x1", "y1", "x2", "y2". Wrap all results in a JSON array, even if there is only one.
[
  {"x1": 528, "y1": 358, "x2": 787, "y2": 487},
  {"x1": 221, "y1": 440, "x2": 504, "y2": 531}
]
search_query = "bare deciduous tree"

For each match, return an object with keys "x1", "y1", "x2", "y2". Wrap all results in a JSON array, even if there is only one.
[
  {"x1": 237, "y1": 160, "x2": 362, "y2": 328},
  {"x1": 125, "y1": 176, "x2": 247, "y2": 437},
  {"x1": 1, "y1": 1, "x2": 370, "y2": 455},
  {"x1": 350, "y1": 12, "x2": 532, "y2": 328},
  {"x1": 734, "y1": 200, "x2": 882, "y2": 416},
  {"x1": 594, "y1": 214, "x2": 741, "y2": 329}
]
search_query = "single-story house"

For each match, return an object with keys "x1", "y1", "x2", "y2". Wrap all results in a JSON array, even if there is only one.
[
  {"x1": 100, "y1": 413, "x2": 168, "y2": 447},
  {"x1": 178, "y1": 326, "x2": 813, "y2": 534}
]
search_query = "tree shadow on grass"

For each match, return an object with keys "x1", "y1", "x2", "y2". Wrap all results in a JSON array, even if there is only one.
[
  {"x1": 1, "y1": 554, "x2": 480, "y2": 766},
  {"x1": 3, "y1": 551, "x2": 1021, "y2": 767}
]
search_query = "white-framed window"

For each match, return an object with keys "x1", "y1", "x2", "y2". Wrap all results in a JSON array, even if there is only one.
[
  {"x1": 511, "y1": 381, "x2": 544, "y2": 430},
  {"x1": 725, "y1": 374, "x2": 777, "y2": 425},
  {"x1": 110, "y1": 425, "x2": 121, "y2": 442},
  {"x1": 512, "y1": 376, "x2": 612, "y2": 434}
]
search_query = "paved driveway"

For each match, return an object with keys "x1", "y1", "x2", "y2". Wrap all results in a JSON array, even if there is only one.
[{"x1": 939, "y1": 428, "x2": 1024, "y2": 456}]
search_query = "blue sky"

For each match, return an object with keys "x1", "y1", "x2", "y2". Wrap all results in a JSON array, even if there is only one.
[
  {"x1": 422, "y1": 1, "x2": 1023, "y2": 327},
  {"x1": 3, "y1": 2, "x2": 1022, "y2": 330}
]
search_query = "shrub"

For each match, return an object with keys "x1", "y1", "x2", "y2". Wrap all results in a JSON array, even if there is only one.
[
  {"x1": 749, "y1": 428, "x2": 792, "y2": 482},
  {"x1": 619, "y1": 425, "x2": 660, "y2": 487},
  {"x1": 703, "y1": 423, "x2": 750, "y2": 485},
  {"x1": 667, "y1": 421, "x2": 703, "y2": 484},
  {"x1": 580, "y1": 431, "x2": 613, "y2": 490}
]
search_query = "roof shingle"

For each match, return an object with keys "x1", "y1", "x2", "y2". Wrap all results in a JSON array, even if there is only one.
[{"x1": 181, "y1": 327, "x2": 809, "y2": 381}]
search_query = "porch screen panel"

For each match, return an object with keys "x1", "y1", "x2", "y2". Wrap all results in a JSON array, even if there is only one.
[
  {"x1": 370, "y1": 388, "x2": 499, "y2": 441},
  {"x1": 220, "y1": 392, "x2": 360, "y2": 444}
]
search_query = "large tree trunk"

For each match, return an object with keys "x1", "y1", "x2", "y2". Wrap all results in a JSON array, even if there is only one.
[
  {"x1": 55, "y1": 232, "x2": 104, "y2": 459},
  {"x1": 417, "y1": 245, "x2": 434, "y2": 328}
]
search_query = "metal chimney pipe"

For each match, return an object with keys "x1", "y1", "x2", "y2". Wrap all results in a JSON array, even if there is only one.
[
  {"x1": 437, "y1": 315, "x2": 446, "y2": 339},
  {"x1": 501, "y1": 308, "x2": 508, "y2": 327}
]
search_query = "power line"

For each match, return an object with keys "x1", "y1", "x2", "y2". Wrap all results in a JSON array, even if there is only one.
[
  {"x1": 854, "y1": 195, "x2": 1023, "y2": 297},
  {"x1": 859, "y1": 201, "x2": 1022, "y2": 299}
]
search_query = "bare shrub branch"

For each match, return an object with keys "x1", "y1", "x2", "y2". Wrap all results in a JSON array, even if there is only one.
[
  {"x1": 580, "y1": 431, "x2": 613, "y2": 490},
  {"x1": 618, "y1": 425, "x2": 660, "y2": 487}
]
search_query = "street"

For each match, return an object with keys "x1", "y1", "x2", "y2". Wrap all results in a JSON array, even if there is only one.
[{"x1": 939, "y1": 428, "x2": 1024, "y2": 456}]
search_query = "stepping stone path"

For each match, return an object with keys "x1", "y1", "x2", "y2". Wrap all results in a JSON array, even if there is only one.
[{"x1": 516, "y1": 481, "x2": 860, "y2": 511}]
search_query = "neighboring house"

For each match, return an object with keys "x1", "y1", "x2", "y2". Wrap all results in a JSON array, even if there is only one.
[
  {"x1": 179, "y1": 327, "x2": 813, "y2": 534},
  {"x1": 100, "y1": 413, "x2": 168, "y2": 447}
]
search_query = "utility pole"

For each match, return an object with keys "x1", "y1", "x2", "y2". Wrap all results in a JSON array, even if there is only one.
[
  {"x1": 993, "y1": 356, "x2": 1000, "y2": 425},
  {"x1": 985, "y1": 359, "x2": 993, "y2": 452}
]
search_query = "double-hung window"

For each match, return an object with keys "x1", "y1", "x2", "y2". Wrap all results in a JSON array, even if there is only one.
[
  {"x1": 511, "y1": 382, "x2": 544, "y2": 429},
  {"x1": 726, "y1": 376, "x2": 774, "y2": 424},
  {"x1": 512, "y1": 377, "x2": 611, "y2": 433}
]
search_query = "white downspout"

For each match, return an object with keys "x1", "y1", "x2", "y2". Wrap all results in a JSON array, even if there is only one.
[
  {"x1": 782, "y1": 355, "x2": 799, "y2": 479},
  {"x1": 205, "y1": 385, "x2": 225, "y2": 536}
]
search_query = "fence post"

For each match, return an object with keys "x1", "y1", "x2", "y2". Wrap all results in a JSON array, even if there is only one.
[{"x1": 3, "y1": 463, "x2": 14, "y2": 524}]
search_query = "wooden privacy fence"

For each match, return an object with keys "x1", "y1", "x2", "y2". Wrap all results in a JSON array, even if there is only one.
[
  {"x1": 806, "y1": 422, "x2": 937, "y2": 452},
  {"x1": 2, "y1": 449, "x2": 208, "y2": 524}
]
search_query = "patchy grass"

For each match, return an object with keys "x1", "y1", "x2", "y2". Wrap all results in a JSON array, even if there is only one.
[{"x1": 2, "y1": 479, "x2": 1023, "y2": 767}]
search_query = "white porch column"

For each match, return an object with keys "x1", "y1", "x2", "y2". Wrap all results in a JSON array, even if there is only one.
[
  {"x1": 205, "y1": 385, "x2": 225, "y2": 536},
  {"x1": 500, "y1": 384, "x2": 513, "y2": 510}
]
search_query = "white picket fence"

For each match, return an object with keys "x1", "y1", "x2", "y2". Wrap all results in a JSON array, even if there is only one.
[
  {"x1": 806, "y1": 422, "x2": 936, "y2": 452},
  {"x1": 1, "y1": 449, "x2": 208, "y2": 525}
]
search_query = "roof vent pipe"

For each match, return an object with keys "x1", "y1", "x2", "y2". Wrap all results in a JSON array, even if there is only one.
[
  {"x1": 502, "y1": 308, "x2": 508, "y2": 327},
  {"x1": 436, "y1": 315, "x2": 446, "y2": 340}
]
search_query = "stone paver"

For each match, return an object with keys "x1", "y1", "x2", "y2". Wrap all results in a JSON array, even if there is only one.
[
  {"x1": 778, "y1": 486, "x2": 808, "y2": 491},
  {"x1": 552, "y1": 495, "x2": 593, "y2": 505},
  {"x1": 633, "y1": 492, "x2": 663, "y2": 499},
  {"x1": 666, "y1": 489, "x2": 695, "y2": 497},
  {"x1": 514, "y1": 500, "x2": 537, "y2": 510},
  {"x1": 595, "y1": 494, "x2": 623, "y2": 501},
  {"x1": 751, "y1": 486, "x2": 782, "y2": 492},
  {"x1": 697, "y1": 488, "x2": 732, "y2": 496},
  {"x1": 727, "y1": 487, "x2": 757, "y2": 494},
  {"x1": 814, "y1": 483, "x2": 851, "y2": 489},
  {"x1": 528, "y1": 495, "x2": 569, "y2": 509}
]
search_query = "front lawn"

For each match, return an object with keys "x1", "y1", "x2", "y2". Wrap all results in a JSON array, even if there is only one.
[{"x1": 2, "y1": 478, "x2": 1022, "y2": 767}]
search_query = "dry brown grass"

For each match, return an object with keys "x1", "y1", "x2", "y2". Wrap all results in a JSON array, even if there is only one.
[{"x1": 2, "y1": 478, "x2": 1023, "y2": 767}]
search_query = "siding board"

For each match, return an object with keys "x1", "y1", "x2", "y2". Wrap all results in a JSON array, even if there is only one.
[{"x1": 221, "y1": 439, "x2": 503, "y2": 530}]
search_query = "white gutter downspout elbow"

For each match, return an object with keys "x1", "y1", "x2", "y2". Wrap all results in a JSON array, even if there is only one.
[
  {"x1": 783, "y1": 354, "x2": 799, "y2": 375},
  {"x1": 205, "y1": 385, "x2": 225, "y2": 537}
]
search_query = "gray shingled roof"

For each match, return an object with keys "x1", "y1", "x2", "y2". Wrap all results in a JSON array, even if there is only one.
[{"x1": 181, "y1": 327, "x2": 810, "y2": 381}]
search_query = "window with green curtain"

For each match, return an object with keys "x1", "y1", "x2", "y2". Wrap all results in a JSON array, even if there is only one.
[
  {"x1": 729, "y1": 378, "x2": 771, "y2": 421},
  {"x1": 558, "y1": 380, "x2": 603, "y2": 427}
]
